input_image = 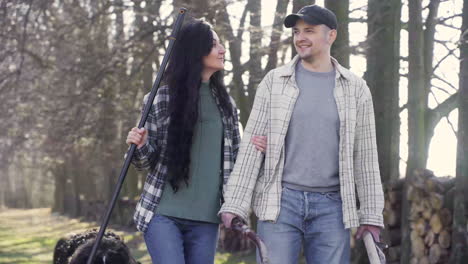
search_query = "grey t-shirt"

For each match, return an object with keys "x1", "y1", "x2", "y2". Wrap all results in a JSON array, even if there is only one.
[{"x1": 282, "y1": 61, "x2": 340, "y2": 192}]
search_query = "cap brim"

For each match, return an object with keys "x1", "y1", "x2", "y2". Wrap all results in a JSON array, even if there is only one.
[{"x1": 284, "y1": 14, "x2": 303, "y2": 28}]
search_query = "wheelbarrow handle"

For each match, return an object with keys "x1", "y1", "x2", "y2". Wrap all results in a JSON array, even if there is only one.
[
  {"x1": 231, "y1": 217, "x2": 269, "y2": 264},
  {"x1": 363, "y1": 231, "x2": 382, "y2": 264}
]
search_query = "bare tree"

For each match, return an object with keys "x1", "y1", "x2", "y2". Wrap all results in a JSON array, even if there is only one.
[
  {"x1": 401, "y1": 0, "x2": 427, "y2": 262},
  {"x1": 264, "y1": 0, "x2": 289, "y2": 74},
  {"x1": 365, "y1": 0, "x2": 401, "y2": 183},
  {"x1": 325, "y1": 0, "x2": 350, "y2": 68},
  {"x1": 450, "y1": 0, "x2": 468, "y2": 262}
]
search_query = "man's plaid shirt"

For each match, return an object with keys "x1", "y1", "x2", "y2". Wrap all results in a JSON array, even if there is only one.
[
  {"x1": 219, "y1": 56, "x2": 385, "y2": 229},
  {"x1": 131, "y1": 85, "x2": 240, "y2": 233}
]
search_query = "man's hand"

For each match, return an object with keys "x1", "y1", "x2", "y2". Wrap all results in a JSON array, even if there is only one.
[
  {"x1": 221, "y1": 212, "x2": 238, "y2": 229},
  {"x1": 355, "y1": 224, "x2": 381, "y2": 242}
]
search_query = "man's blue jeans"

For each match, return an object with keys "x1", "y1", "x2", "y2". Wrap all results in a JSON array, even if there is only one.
[
  {"x1": 144, "y1": 214, "x2": 219, "y2": 264},
  {"x1": 257, "y1": 187, "x2": 350, "y2": 264}
]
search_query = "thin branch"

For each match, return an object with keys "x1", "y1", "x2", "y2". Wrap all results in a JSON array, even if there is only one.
[
  {"x1": 438, "y1": 21, "x2": 461, "y2": 30},
  {"x1": 400, "y1": 156, "x2": 408, "y2": 165},
  {"x1": 432, "y1": 84, "x2": 453, "y2": 95},
  {"x1": 429, "y1": 90, "x2": 441, "y2": 105},
  {"x1": 423, "y1": 0, "x2": 440, "y2": 86},
  {"x1": 264, "y1": 0, "x2": 289, "y2": 74},
  {"x1": 400, "y1": 103, "x2": 408, "y2": 113},
  {"x1": 349, "y1": 4, "x2": 367, "y2": 14},
  {"x1": 349, "y1": 45, "x2": 366, "y2": 56},
  {"x1": 349, "y1": 17, "x2": 366, "y2": 23},
  {"x1": 437, "y1": 13, "x2": 462, "y2": 24},
  {"x1": 446, "y1": 116, "x2": 458, "y2": 137},
  {"x1": 427, "y1": 92, "x2": 459, "y2": 131},
  {"x1": 401, "y1": 22, "x2": 408, "y2": 31},
  {"x1": 22, "y1": 48, "x2": 52, "y2": 69},
  {"x1": 432, "y1": 47, "x2": 458, "y2": 73},
  {"x1": 17, "y1": 0, "x2": 34, "y2": 81},
  {"x1": 433, "y1": 74, "x2": 457, "y2": 90},
  {"x1": 434, "y1": 39, "x2": 449, "y2": 47},
  {"x1": 236, "y1": 3, "x2": 249, "y2": 40}
]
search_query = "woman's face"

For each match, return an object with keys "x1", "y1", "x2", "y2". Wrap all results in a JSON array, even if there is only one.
[{"x1": 202, "y1": 31, "x2": 226, "y2": 72}]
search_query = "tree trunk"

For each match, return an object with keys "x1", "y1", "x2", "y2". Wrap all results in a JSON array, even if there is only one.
[
  {"x1": 247, "y1": 0, "x2": 262, "y2": 109},
  {"x1": 449, "y1": 0, "x2": 468, "y2": 262},
  {"x1": 406, "y1": 0, "x2": 426, "y2": 178},
  {"x1": 325, "y1": 0, "x2": 349, "y2": 68},
  {"x1": 422, "y1": 0, "x2": 441, "y2": 164},
  {"x1": 362, "y1": 6, "x2": 403, "y2": 245},
  {"x1": 247, "y1": 0, "x2": 262, "y2": 227},
  {"x1": 264, "y1": 0, "x2": 289, "y2": 73},
  {"x1": 402, "y1": 1, "x2": 426, "y2": 263},
  {"x1": 68, "y1": 155, "x2": 81, "y2": 217},
  {"x1": 90, "y1": 1, "x2": 117, "y2": 203},
  {"x1": 216, "y1": 0, "x2": 249, "y2": 125},
  {"x1": 365, "y1": 0, "x2": 401, "y2": 183},
  {"x1": 114, "y1": 0, "x2": 139, "y2": 199},
  {"x1": 52, "y1": 163, "x2": 66, "y2": 214}
]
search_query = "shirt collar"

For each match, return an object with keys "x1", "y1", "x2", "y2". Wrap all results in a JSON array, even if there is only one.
[{"x1": 277, "y1": 55, "x2": 351, "y2": 80}]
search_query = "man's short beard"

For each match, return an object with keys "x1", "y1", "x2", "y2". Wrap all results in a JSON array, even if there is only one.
[{"x1": 299, "y1": 53, "x2": 315, "y2": 63}]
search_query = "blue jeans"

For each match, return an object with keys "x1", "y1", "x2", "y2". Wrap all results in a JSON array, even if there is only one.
[
  {"x1": 257, "y1": 187, "x2": 350, "y2": 264},
  {"x1": 144, "y1": 214, "x2": 219, "y2": 264}
]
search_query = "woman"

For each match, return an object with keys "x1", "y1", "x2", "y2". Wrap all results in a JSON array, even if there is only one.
[{"x1": 126, "y1": 20, "x2": 265, "y2": 264}]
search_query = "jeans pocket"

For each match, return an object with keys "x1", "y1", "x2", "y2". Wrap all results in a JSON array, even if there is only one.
[{"x1": 325, "y1": 191, "x2": 342, "y2": 202}]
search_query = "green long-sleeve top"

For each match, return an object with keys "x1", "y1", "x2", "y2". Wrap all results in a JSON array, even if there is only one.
[{"x1": 156, "y1": 81, "x2": 223, "y2": 223}]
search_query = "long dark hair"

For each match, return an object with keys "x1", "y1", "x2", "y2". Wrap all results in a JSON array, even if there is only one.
[{"x1": 163, "y1": 19, "x2": 233, "y2": 192}]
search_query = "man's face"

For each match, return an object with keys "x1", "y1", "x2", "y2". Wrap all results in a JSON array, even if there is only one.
[{"x1": 293, "y1": 19, "x2": 336, "y2": 61}]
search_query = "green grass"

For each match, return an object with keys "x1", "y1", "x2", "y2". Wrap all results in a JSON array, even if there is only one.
[{"x1": 0, "y1": 208, "x2": 256, "y2": 264}]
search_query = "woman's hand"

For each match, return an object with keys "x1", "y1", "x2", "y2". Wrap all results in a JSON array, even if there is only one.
[
  {"x1": 126, "y1": 127, "x2": 148, "y2": 149},
  {"x1": 251, "y1": 135, "x2": 267, "y2": 153}
]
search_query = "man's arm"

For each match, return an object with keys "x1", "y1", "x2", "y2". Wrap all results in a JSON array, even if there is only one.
[
  {"x1": 219, "y1": 71, "x2": 272, "y2": 223},
  {"x1": 354, "y1": 82, "x2": 385, "y2": 228}
]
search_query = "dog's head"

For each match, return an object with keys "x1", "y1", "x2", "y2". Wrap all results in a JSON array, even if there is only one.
[{"x1": 53, "y1": 229, "x2": 139, "y2": 264}]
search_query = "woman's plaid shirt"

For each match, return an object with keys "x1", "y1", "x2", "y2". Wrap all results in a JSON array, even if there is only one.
[
  {"x1": 219, "y1": 56, "x2": 385, "y2": 229},
  {"x1": 131, "y1": 85, "x2": 240, "y2": 233}
]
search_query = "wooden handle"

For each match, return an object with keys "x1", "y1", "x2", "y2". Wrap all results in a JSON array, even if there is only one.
[{"x1": 363, "y1": 232, "x2": 381, "y2": 264}]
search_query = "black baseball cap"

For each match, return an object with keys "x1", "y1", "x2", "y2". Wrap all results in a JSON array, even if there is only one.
[{"x1": 284, "y1": 5, "x2": 338, "y2": 30}]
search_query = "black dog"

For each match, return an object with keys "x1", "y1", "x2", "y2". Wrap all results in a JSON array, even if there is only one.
[{"x1": 53, "y1": 229, "x2": 139, "y2": 264}]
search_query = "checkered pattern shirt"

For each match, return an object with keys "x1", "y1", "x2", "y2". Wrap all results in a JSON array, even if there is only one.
[
  {"x1": 131, "y1": 85, "x2": 241, "y2": 233},
  {"x1": 219, "y1": 56, "x2": 385, "y2": 228}
]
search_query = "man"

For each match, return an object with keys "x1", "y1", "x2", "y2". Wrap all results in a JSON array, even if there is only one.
[{"x1": 219, "y1": 5, "x2": 384, "y2": 264}]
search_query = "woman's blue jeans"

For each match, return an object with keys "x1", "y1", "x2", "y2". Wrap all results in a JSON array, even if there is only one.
[{"x1": 144, "y1": 214, "x2": 219, "y2": 264}]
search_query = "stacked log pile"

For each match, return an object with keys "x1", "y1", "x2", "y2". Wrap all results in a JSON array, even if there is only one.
[
  {"x1": 405, "y1": 169, "x2": 455, "y2": 264},
  {"x1": 363, "y1": 169, "x2": 455, "y2": 264},
  {"x1": 384, "y1": 170, "x2": 455, "y2": 264}
]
